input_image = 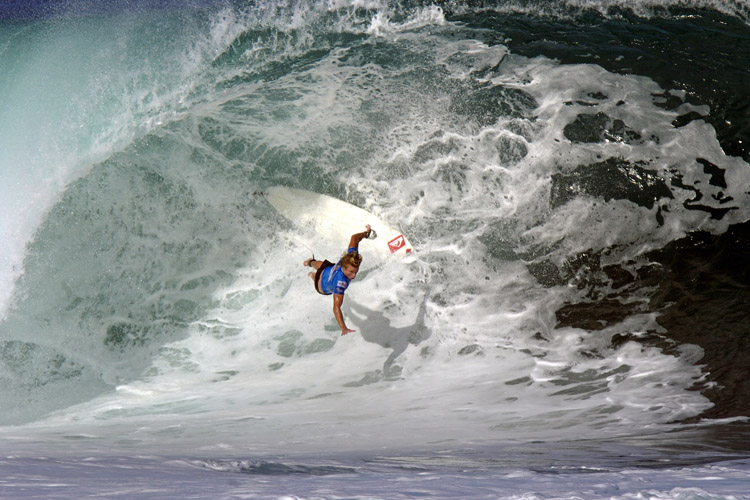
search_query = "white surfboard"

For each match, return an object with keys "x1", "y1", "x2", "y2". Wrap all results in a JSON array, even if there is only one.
[{"x1": 265, "y1": 186, "x2": 413, "y2": 257}]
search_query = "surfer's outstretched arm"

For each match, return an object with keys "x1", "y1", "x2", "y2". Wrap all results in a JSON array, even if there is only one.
[
  {"x1": 348, "y1": 224, "x2": 372, "y2": 250},
  {"x1": 333, "y1": 293, "x2": 354, "y2": 336}
]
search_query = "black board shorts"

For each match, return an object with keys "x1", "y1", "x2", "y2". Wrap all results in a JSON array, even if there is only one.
[{"x1": 314, "y1": 260, "x2": 334, "y2": 295}]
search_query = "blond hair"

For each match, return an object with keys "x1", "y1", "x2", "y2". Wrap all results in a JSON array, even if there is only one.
[{"x1": 341, "y1": 251, "x2": 362, "y2": 268}]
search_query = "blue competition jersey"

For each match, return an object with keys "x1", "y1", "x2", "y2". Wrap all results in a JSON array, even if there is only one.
[{"x1": 320, "y1": 248, "x2": 356, "y2": 295}]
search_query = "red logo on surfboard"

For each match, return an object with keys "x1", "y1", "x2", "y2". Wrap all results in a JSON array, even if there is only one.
[{"x1": 388, "y1": 234, "x2": 407, "y2": 253}]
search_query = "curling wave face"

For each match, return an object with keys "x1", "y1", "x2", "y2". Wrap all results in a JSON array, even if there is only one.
[{"x1": 0, "y1": 0, "x2": 748, "y2": 455}]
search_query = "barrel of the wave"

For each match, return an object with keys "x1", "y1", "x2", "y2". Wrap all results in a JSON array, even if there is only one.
[{"x1": 264, "y1": 186, "x2": 413, "y2": 260}]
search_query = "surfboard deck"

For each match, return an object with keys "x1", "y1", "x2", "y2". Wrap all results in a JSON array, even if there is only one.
[{"x1": 265, "y1": 186, "x2": 413, "y2": 257}]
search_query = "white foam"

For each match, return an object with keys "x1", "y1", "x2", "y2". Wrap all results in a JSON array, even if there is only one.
[{"x1": 366, "y1": 5, "x2": 446, "y2": 36}]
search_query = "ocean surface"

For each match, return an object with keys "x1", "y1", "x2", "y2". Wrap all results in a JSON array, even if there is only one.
[{"x1": 1, "y1": 0, "x2": 749, "y2": 498}]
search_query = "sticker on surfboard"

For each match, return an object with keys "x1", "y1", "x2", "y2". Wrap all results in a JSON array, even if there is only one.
[{"x1": 388, "y1": 234, "x2": 410, "y2": 253}]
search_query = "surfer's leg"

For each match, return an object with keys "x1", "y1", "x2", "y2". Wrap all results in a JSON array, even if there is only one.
[
  {"x1": 306, "y1": 260, "x2": 322, "y2": 281},
  {"x1": 304, "y1": 258, "x2": 324, "y2": 271}
]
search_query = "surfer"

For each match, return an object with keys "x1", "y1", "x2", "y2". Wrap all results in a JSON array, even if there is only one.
[{"x1": 303, "y1": 224, "x2": 374, "y2": 336}]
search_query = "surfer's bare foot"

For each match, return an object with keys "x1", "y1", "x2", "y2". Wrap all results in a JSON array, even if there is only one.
[
  {"x1": 308, "y1": 271, "x2": 315, "y2": 279},
  {"x1": 303, "y1": 258, "x2": 314, "y2": 267}
]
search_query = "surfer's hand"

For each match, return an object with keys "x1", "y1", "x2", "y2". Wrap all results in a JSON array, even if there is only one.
[
  {"x1": 350, "y1": 225, "x2": 372, "y2": 248},
  {"x1": 341, "y1": 328, "x2": 355, "y2": 336}
]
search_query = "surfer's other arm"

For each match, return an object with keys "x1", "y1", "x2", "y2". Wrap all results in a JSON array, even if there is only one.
[{"x1": 332, "y1": 293, "x2": 354, "y2": 336}]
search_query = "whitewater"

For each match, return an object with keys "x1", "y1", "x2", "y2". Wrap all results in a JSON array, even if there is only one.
[{"x1": 1, "y1": 0, "x2": 749, "y2": 498}]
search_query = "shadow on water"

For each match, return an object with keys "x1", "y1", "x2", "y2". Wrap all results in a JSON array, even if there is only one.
[{"x1": 343, "y1": 299, "x2": 431, "y2": 386}]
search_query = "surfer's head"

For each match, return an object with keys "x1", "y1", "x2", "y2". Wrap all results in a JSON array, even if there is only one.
[{"x1": 341, "y1": 251, "x2": 362, "y2": 280}]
